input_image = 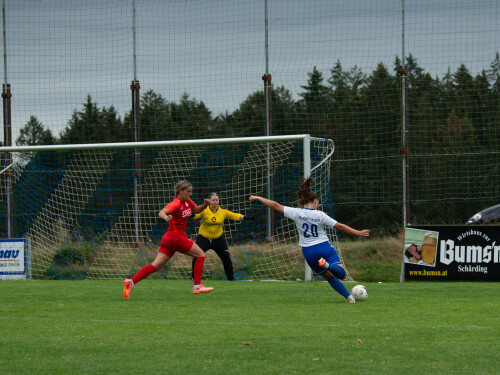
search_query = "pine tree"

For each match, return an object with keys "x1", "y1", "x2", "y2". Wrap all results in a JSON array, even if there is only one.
[
  {"x1": 16, "y1": 116, "x2": 56, "y2": 146},
  {"x1": 297, "y1": 66, "x2": 333, "y2": 136},
  {"x1": 170, "y1": 93, "x2": 212, "y2": 139},
  {"x1": 123, "y1": 90, "x2": 174, "y2": 141},
  {"x1": 59, "y1": 96, "x2": 103, "y2": 144}
]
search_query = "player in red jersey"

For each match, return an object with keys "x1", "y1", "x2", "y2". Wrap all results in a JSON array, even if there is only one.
[{"x1": 123, "y1": 180, "x2": 214, "y2": 299}]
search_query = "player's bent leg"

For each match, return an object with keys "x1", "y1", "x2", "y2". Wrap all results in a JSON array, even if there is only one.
[
  {"x1": 151, "y1": 252, "x2": 171, "y2": 271},
  {"x1": 328, "y1": 263, "x2": 346, "y2": 280},
  {"x1": 186, "y1": 242, "x2": 205, "y2": 258},
  {"x1": 123, "y1": 252, "x2": 170, "y2": 300},
  {"x1": 327, "y1": 277, "x2": 351, "y2": 300},
  {"x1": 320, "y1": 269, "x2": 334, "y2": 281},
  {"x1": 318, "y1": 262, "x2": 352, "y2": 301},
  {"x1": 318, "y1": 258, "x2": 347, "y2": 280}
]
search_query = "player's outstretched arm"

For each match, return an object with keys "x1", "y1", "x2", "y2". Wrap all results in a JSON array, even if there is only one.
[
  {"x1": 249, "y1": 195, "x2": 284, "y2": 214},
  {"x1": 192, "y1": 198, "x2": 210, "y2": 214},
  {"x1": 235, "y1": 214, "x2": 254, "y2": 221},
  {"x1": 334, "y1": 222, "x2": 370, "y2": 237}
]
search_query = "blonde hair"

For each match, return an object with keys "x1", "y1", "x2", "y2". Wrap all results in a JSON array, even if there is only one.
[
  {"x1": 174, "y1": 180, "x2": 192, "y2": 196},
  {"x1": 296, "y1": 177, "x2": 319, "y2": 206}
]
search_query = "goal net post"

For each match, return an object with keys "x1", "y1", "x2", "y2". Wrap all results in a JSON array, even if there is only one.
[{"x1": 0, "y1": 135, "x2": 353, "y2": 282}]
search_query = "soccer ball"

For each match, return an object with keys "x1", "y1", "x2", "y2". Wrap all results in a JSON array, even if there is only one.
[{"x1": 351, "y1": 285, "x2": 368, "y2": 301}]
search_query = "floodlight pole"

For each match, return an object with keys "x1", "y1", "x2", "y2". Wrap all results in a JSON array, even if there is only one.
[
  {"x1": 131, "y1": 0, "x2": 142, "y2": 245},
  {"x1": 399, "y1": 0, "x2": 409, "y2": 283},
  {"x1": 2, "y1": 0, "x2": 13, "y2": 238},
  {"x1": 263, "y1": 0, "x2": 274, "y2": 242},
  {"x1": 400, "y1": 0, "x2": 410, "y2": 230}
]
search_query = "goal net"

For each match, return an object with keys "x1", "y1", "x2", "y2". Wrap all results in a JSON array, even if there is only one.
[{"x1": 0, "y1": 135, "x2": 353, "y2": 281}]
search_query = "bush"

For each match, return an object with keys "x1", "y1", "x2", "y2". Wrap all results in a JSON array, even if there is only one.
[
  {"x1": 43, "y1": 232, "x2": 108, "y2": 280},
  {"x1": 44, "y1": 244, "x2": 89, "y2": 280}
]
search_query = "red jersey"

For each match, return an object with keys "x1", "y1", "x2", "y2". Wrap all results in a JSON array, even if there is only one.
[{"x1": 164, "y1": 197, "x2": 196, "y2": 236}]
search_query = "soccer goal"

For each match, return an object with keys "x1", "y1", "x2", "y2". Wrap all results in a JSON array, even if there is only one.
[{"x1": 0, "y1": 134, "x2": 353, "y2": 282}]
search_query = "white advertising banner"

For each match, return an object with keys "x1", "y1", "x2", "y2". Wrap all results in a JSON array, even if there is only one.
[{"x1": 0, "y1": 238, "x2": 30, "y2": 280}]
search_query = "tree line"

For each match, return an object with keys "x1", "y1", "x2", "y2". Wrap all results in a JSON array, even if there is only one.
[{"x1": 10, "y1": 53, "x2": 500, "y2": 232}]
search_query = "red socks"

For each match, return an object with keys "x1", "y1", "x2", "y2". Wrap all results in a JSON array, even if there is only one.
[
  {"x1": 193, "y1": 257, "x2": 205, "y2": 285},
  {"x1": 132, "y1": 264, "x2": 158, "y2": 285},
  {"x1": 132, "y1": 258, "x2": 204, "y2": 286}
]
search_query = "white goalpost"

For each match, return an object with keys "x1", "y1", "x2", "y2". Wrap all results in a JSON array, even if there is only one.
[{"x1": 0, "y1": 134, "x2": 353, "y2": 282}]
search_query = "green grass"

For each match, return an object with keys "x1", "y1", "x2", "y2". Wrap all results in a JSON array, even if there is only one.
[
  {"x1": 341, "y1": 235, "x2": 405, "y2": 282},
  {"x1": 1, "y1": 280, "x2": 499, "y2": 374}
]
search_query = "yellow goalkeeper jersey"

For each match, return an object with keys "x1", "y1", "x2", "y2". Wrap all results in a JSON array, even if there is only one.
[{"x1": 193, "y1": 206, "x2": 242, "y2": 239}]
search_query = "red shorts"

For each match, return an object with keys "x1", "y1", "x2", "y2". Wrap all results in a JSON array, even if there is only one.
[{"x1": 159, "y1": 232, "x2": 194, "y2": 258}]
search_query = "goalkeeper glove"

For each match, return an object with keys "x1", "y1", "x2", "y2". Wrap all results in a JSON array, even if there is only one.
[{"x1": 244, "y1": 215, "x2": 255, "y2": 221}]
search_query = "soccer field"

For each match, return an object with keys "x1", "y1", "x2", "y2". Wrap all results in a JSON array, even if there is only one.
[{"x1": 1, "y1": 280, "x2": 498, "y2": 375}]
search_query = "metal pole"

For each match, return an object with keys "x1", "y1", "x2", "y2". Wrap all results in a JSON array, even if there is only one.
[
  {"x1": 401, "y1": 0, "x2": 409, "y2": 227},
  {"x1": 0, "y1": 135, "x2": 312, "y2": 153},
  {"x1": 263, "y1": 0, "x2": 273, "y2": 241},
  {"x1": 303, "y1": 136, "x2": 312, "y2": 281},
  {"x1": 2, "y1": 0, "x2": 6, "y2": 85},
  {"x1": 2, "y1": 0, "x2": 13, "y2": 238},
  {"x1": 399, "y1": 0, "x2": 409, "y2": 283},
  {"x1": 131, "y1": 0, "x2": 142, "y2": 245},
  {"x1": 132, "y1": 0, "x2": 137, "y2": 82}
]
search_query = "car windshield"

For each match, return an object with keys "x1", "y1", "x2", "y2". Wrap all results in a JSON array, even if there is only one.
[{"x1": 466, "y1": 204, "x2": 500, "y2": 225}]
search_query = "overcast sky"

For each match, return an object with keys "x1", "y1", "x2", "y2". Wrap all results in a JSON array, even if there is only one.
[{"x1": 3, "y1": 0, "x2": 499, "y2": 140}]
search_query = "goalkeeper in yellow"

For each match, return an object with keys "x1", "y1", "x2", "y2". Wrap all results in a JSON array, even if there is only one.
[{"x1": 191, "y1": 192, "x2": 254, "y2": 281}]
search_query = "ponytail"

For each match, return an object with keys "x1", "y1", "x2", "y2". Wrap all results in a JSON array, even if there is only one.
[{"x1": 296, "y1": 177, "x2": 318, "y2": 206}]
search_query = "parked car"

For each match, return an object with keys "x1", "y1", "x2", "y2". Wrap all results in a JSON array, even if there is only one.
[{"x1": 466, "y1": 204, "x2": 500, "y2": 225}]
